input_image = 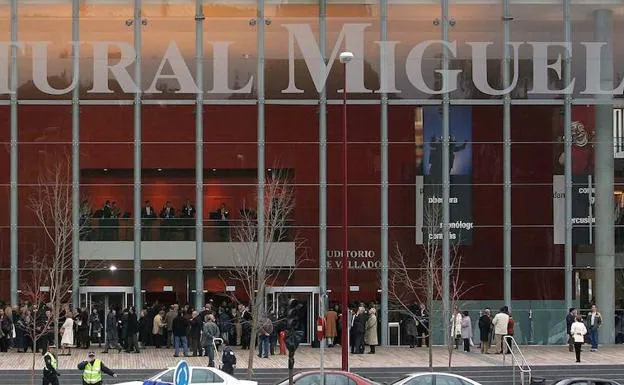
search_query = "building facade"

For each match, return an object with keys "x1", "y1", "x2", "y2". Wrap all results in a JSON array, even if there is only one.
[{"x1": 1, "y1": 0, "x2": 624, "y2": 345}]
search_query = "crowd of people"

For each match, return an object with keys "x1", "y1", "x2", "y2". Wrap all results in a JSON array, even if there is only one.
[
  {"x1": 0, "y1": 299, "x2": 607, "y2": 366},
  {"x1": 0, "y1": 299, "x2": 291, "y2": 367}
]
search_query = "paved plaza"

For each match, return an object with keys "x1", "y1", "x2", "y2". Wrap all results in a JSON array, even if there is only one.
[{"x1": 2, "y1": 345, "x2": 624, "y2": 370}]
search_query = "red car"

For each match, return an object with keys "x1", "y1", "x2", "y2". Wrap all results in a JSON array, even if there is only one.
[{"x1": 275, "y1": 370, "x2": 380, "y2": 385}]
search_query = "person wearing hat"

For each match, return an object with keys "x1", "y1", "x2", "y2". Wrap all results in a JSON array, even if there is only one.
[
  {"x1": 42, "y1": 344, "x2": 61, "y2": 385},
  {"x1": 77, "y1": 351, "x2": 117, "y2": 385}
]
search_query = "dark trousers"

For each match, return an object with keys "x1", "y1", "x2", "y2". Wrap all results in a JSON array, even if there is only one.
[
  {"x1": 153, "y1": 333, "x2": 163, "y2": 348},
  {"x1": 79, "y1": 329, "x2": 90, "y2": 349},
  {"x1": 353, "y1": 333, "x2": 364, "y2": 354},
  {"x1": 142, "y1": 222, "x2": 152, "y2": 240},
  {"x1": 574, "y1": 342, "x2": 582, "y2": 362},
  {"x1": 190, "y1": 334, "x2": 201, "y2": 356},
  {"x1": 127, "y1": 332, "x2": 139, "y2": 352},
  {"x1": 0, "y1": 337, "x2": 9, "y2": 352},
  {"x1": 42, "y1": 372, "x2": 59, "y2": 385},
  {"x1": 222, "y1": 364, "x2": 234, "y2": 376},
  {"x1": 463, "y1": 338, "x2": 471, "y2": 352}
]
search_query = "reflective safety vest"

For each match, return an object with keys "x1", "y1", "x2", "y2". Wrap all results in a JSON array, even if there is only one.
[
  {"x1": 82, "y1": 359, "x2": 102, "y2": 384},
  {"x1": 43, "y1": 352, "x2": 57, "y2": 371}
]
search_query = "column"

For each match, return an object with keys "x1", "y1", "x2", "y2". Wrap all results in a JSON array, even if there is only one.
[
  {"x1": 319, "y1": 0, "x2": 327, "y2": 371},
  {"x1": 593, "y1": 8, "x2": 615, "y2": 345},
  {"x1": 379, "y1": 0, "x2": 389, "y2": 346},
  {"x1": 71, "y1": 0, "x2": 81, "y2": 309},
  {"x1": 9, "y1": 0, "x2": 18, "y2": 306},
  {"x1": 133, "y1": 0, "x2": 143, "y2": 312},
  {"x1": 563, "y1": 0, "x2": 573, "y2": 313},
  {"x1": 503, "y1": 0, "x2": 512, "y2": 308},
  {"x1": 256, "y1": 0, "x2": 266, "y2": 309},
  {"x1": 441, "y1": 0, "x2": 451, "y2": 344},
  {"x1": 194, "y1": 0, "x2": 205, "y2": 311}
]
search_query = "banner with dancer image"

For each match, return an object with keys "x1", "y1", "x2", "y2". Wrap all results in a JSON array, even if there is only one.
[{"x1": 416, "y1": 106, "x2": 474, "y2": 245}]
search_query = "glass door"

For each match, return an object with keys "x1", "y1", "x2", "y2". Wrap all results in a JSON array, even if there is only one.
[
  {"x1": 276, "y1": 292, "x2": 313, "y2": 344},
  {"x1": 87, "y1": 293, "x2": 126, "y2": 344}
]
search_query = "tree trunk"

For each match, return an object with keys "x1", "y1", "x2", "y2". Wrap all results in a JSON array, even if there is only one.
[
  {"x1": 247, "y1": 317, "x2": 259, "y2": 380},
  {"x1": 32, "y1": 347, "x2": 36, "y2": 385},
  {"x1": 31, "y1": 323, "x2": 36, "y2": 385},
  {"x1": 427, "y1": 266, "x2": 434, "y2": 368}
]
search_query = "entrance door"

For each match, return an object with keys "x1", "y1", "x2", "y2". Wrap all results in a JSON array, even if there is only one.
[
  {"x1": 276, "y1": 292, "x2": 312, "y2": 344},
  {"x1": 267, "y1": 287, "x2": 319, "y2": 345},
  {"x1": 80, "y1": 287, "x2": 134, "y2": 344}
]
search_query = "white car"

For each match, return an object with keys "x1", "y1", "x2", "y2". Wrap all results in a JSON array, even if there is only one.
[
  {"x1": 390, "y1": 373, "x2": 482, "y2": 385},
  {"x1": 115, "y1": 366, "x2": 258, "y2": 385}
]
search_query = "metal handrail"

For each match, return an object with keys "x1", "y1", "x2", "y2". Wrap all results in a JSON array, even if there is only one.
[{"x1": 502, "y1": 335, "x2": 532, "y2": 385}]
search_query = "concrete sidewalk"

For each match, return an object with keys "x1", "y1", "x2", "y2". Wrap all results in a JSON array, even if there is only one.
[{"x1": 1, "y1": 345, "x2": 623, "y2": 370}]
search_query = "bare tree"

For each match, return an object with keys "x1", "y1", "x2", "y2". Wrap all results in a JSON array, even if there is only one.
[
  {"x1": 223, "y1": 168, "x2": 307, "y2": 379},
  {"x1": 389, "y1": 187, "x2": 475, "y2": 367},
  {"x1": 28, "y1": 154, "x2": 91, "y2": 351},
  {"x1": 19, "y1": 252, "x2": 54, "y2": 385}
]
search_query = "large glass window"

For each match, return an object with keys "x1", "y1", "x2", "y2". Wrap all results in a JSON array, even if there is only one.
[{"x1": 18, "y1": 0, "x2": 73, "y2": 100}]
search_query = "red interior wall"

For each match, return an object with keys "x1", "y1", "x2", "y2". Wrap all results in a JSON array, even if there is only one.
[{"x1": 0, "y1": 105, "x2": 565, "y2": 302}]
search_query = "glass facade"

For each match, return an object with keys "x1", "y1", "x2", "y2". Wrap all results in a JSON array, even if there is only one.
[{"x1": 1, "y1": 0, "x2": 624, "y2": 345}]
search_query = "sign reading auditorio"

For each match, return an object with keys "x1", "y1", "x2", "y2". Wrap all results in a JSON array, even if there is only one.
[{"x1": 1, "y1": 24, "x2": 624, "y2": 96}]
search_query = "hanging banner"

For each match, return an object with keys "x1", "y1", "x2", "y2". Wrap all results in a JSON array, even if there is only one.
[
  {"x1": 416, "y1": 106, "x2": 474, "y2": 245},
  {"x1": 553, "y1": 174, "x2": 595, "y2": 245}
]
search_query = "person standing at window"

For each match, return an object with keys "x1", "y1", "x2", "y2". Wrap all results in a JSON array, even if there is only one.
[
  {"x1": 218, "y1": 203, "x2": 230, "y2": 241},
  {"x1": 160, "y1": 201, "x2": 176, "y2": 241},
  {"x1": 181, "y1": 199, "x2": 196, "y2": 241},
  {"x1": 141, "y1": 200, "x2": 157, "y2": 240}
]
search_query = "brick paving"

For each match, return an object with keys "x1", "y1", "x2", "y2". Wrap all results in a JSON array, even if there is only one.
[{"x1": 2, "y1": 345, "x2": 624, "y2": 370}]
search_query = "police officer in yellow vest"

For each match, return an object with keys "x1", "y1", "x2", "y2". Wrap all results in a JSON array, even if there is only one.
[
  {"x1": 77, "y1": 351, "x2": 117, "y2": 385},
  {"x1": 42, "y1": 344, "x2": 61, "y2": 385}
]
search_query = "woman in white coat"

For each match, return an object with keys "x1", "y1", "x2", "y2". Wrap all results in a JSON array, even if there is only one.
[
  {"x1": 461, "y1": 311, "x2": 473, "y2": 352},
  {"x1": 60, "y1": 311, "x2": 75, "y2": 356},
  {"x1": 451, "y1": 307, "x2": 463, "y2": 350},
  {"x1": 570, "y1": 315, "x2": 587, "y2": 363}
]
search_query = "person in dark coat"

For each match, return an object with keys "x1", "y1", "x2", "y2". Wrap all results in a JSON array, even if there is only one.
[
  {"x1": 172, "y1": 311, "x2": 190, "y2": 357},
  {"x1": 138, "y1": 309, "x2": 148, "y2": 348},
  {"x1": 189, "y1": 310, "x2": 203, "y2": 356},
  {"x1": 566, "y1": 307, "x2": 577, "y2": 353},
  {"x1": 352, "y1": 307, "x2": 366, "y2": 354},
  {"x1": 415, "y1": 303, "x2": 430, "y2": 347},
  {"x1": 240, "y1": 305, "x2": 252, "y2": 350},
  {"x1": 126, "y1": 307, "x2": 140, "y2": 353},
  {"x1": 102, "y1": 309, "x2": 121, "y2": 353},
  {"x1": 120, "y1": 309, "x2": 129, "y2": 350},
  {"x1": 402, "y1": 308, "x2": 418, "y2": 348},
  {"x1": 478, "y1": 308, "x2": 492, "y2": 354},
  {"x1": 77, "y1": 308, "x2": 90, "y2": 349}
]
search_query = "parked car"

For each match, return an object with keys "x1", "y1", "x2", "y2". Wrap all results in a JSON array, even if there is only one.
[
  {"x1": 275, "y1": 370, "x2": 381, "y2": 385},
  {"x1": 390, "y1": 372, "x2": 482, "y2": 385},
  {"x1": 115, "y1": 366, "x2": 258, "y2": 385},
  {"x1": 550, "y1": 379, "x2": 622, "y2": 385}
]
